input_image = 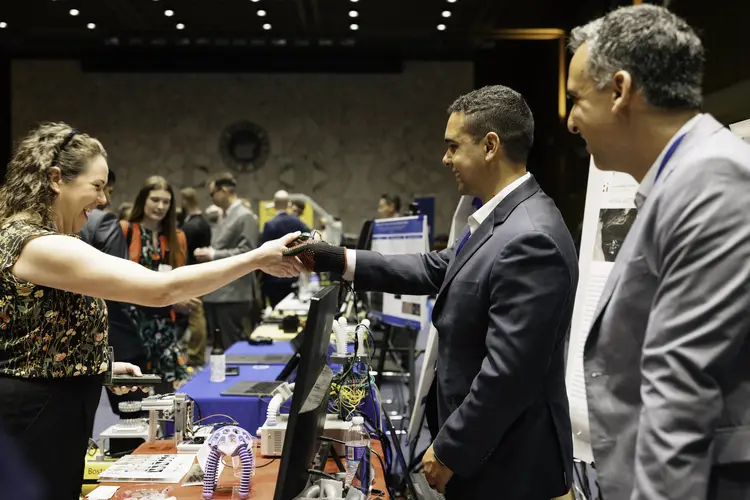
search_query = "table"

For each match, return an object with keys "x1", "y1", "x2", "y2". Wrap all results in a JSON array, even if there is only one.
[
  {"x1": 181, "y1": 342, "x2": 293, "y2": 434},
  {"x1": 225, "y1": 339, "x2": 295, "y2": 360},
  {"x1": 273, "y1": 294, "x2": 311, "y2": 315},
  {"x1": 96, "y1": 440, "x2": 390, "y2": 499},
  {"x1": 250, "y1": 324, "x2": 299, "y2": 342}
]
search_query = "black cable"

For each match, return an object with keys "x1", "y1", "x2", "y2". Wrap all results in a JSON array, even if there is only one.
[
  {"x1": 307, "y1": 469, "x2": 338, "y2": 481},
  {"x1": 319, "y1": 436, "x2": 346, "y2": 445},
  {"x1": 370, "y1": 448, "x2": 395, "y2": 499}
]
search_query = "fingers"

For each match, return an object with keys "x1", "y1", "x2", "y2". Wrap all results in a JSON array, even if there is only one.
[
  {"x1": 129, "y1": 364, "x2": 143, "y2": 376},
  {"x1": 279, "y1": 231, "x2": 302, "y2": 246},
  {"x1": 282, "y1": 245, "x2": 307, "y2": 257}
]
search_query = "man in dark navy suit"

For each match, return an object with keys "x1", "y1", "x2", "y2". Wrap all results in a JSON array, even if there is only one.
[
  {"x1": 286, "y1": 86, "x2": 578, "y2": 499},
  {"x1": 261, "y1": 190, "x2": 310, "y2": 308}
]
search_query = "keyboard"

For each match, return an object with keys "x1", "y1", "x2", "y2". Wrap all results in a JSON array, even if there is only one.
[{"x1": 410, "y1": 472, "x2": 446, "y2": 500}]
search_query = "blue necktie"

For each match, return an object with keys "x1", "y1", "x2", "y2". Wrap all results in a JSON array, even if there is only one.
[{"x1": 455, "y1": 227, "x2": 471, "y2": 255}]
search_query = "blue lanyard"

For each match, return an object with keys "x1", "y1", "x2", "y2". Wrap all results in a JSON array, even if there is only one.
[{"x1": 654, "y1": 133, "x2": 687, "y2": 182}]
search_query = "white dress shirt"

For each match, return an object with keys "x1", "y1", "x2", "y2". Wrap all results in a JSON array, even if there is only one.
[{"x1": 343, "y1": 172, "x2": 532, "y2": 281}]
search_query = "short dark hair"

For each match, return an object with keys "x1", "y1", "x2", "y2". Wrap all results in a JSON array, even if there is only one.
[
  {"x1": 290, "y1": 199, "x2": 305, "y2": 215},
  {"x1": 447, "y1": 85, "x2": 534, "y2": 164},
  {"x1": 380, "y1": 193, "x2": 401, "y2": 212},
  {"x1": 213, "y1": 172, "x2": 237, "y2": 190},
  {"x1": 569, "y1": 5, "x2": 704, "y2": 109},
  {"x1": 107, "y1": 169, "x2": 116, "y2": 186}
]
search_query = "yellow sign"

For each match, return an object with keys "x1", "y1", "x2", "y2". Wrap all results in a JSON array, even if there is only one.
[{"x1": 258, "y1": 201, "x2": 314, "y2": 232}]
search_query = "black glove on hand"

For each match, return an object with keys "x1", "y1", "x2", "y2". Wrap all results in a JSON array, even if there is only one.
[{"x1": 283, "y1": 242, "x2": 347, "y2": 276}]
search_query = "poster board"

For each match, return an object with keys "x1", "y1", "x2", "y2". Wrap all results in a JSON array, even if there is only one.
[
  {"x1": 730, "y1": 118, "x2": 750, "y2": 143},
  {"x1": 258, "y1": 200, "x2": 314, "y2": 231},
  {"x1": 565, "y1": 159, "x2": 639, "y2": 463},
  {"x1": 367, "y1": 215, "x2": 429, "y2": 330}
]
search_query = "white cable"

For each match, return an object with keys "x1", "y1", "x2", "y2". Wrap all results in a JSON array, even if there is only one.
[{"x1": 334, "y1": 317, "x2": 348, "y2": 356}]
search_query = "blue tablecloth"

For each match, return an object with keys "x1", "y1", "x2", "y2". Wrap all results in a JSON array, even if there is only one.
[{"x1": 181, "y1": 341, "x2": 294, "y2": 434}]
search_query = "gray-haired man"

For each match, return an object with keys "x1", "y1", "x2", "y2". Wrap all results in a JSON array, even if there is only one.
[{"x1": 567, "y1": 5, "x2": 750, "y2": 500}]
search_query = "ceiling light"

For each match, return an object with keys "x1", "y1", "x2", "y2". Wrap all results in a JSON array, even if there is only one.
[
  {"x1": 87, "y1": 23, "x2": 96, "y2": 29},
  {"x1": 447, "y1": 0, "x2": 457, "y2": 2},
  {"x1": 176, "y1": 23, "x2": 185, "y2": 30},
  {"x1": 257, "y1": 9, "x2": 267, "y2": 16},
  {"x1": 263, "y1": 23, "x2": 271, "y2": 30},
  {"x1": 0, "y1": 22, "x2": 6, "y2": 29},
  {"x1": 350, "y1": 23, "x2": 359, "y2": 30},
  {"x1": 442, "y1": 11, "x2": 451, "y2": 17},
  {"x1": 164, "y1": 10, "x2": 174, "y2": 17},
  {"x1": 437, "y1": 24, "x2": 446, "y2": 31},
  {"x1": 251, "y1": 0, "x2": 260, "y2": 2},
  {"x1": 349, "y1": 10, "x2": 358, "y2": 17},
  {"x1": 69, "y1": 9, "x2": 79, "y2": 16},
  {"x1": 350, "y1": 0, "x2": 359, "y2": 2}
]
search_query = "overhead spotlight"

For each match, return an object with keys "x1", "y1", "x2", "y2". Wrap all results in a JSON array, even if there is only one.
[
  {"x1": 349, "y1": 10, "x2": 358, "y2": 17},
  {"x1": 69, "y1": 9, "x2": 79, "y2": 16},
  {"x1": 350, "y1": 0, "x2": 359, "y2": 2},
  {"x1": 164, "y1": 9, "x2": 174, "y2": 17},
  {"x1": 87, "y1": 23, "x2": 96, "y2": 29},
  {"x1": 176, "y1": 23, "x2": 185, "y2": 30},
  {"x1": 350, "y1": 23, "x2": 358, "y2": 30},
  {"x1": 263, "y1": 23, "x2": 271, "y2": 30},
  {"x1": 442, "y1": 11, "x2": 451, "y2": 17},
  {"x1": 437, "y1": 24, "x2": 446, "y2": 31},
  {"x1": 0, "y1": 22, "x2": 6, "y2": 29},
  {"x1": 251, "y1": 0, "x2": 260, "y2": 2},
  {"x1": 257, "y1": 9, "x2": 267, "y2": 16},
  {"x1": 447, "y1": 0, "x2": 457, "y2": 2}
]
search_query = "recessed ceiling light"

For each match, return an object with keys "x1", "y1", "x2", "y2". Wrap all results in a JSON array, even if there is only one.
[
  {"x1": 447, "y1": 0, "x2": 457, "y2": 2},
  {"x1": 263, "y1": 23, "x2": 271, "y2": 30},
  {"x1": 176, "y1": 23, "x2": 185, "y2": 30},
  {"x1": 257, "y1": 9, "x2": 267, "y2": 16},
  {"x1": 350, "y1": 0, "x2": 359, "y2": 2},
  {"x1": 87, "y1": 23, "x2": 96, "y2": 29},
  {"x1": 442, "y1": 11, "x2": 451, "y2": 17},
  {"x1": 164, "y1": 10, "x2": 174, "y2": 17},
  {"x1": 251, "y1": 0, "x2": 260, "y2": 2},
  {"x1": 0, "y1": 22, "x2": 6, "y2": 29},
  {"x1": 350, "y1": 23, "x2": 359, "y2": 30},
  {"x1": 69, "y1": 9, "x2": 79, "y2": 16},
  {"x1": 437, "y1": 24, "x2": 446, "y2": 31},
  {"x1": 349, "y1": 10, "x2": 358, "y2": 17}
]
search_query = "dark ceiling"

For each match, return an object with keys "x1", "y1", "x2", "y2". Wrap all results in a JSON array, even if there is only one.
[{"x1": 0, "y1": 0, "x2": 608, "y2": 57}]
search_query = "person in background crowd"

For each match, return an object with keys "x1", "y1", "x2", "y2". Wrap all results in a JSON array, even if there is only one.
[
  {"x1": 288, "y1": 199, "x2": 306, "y2": 218},
  {"x1": 195, "y1": 173, "x2": 261, "y2": 348},
  {"x1": 377, "y1": 193, "x2": 401, "y2": 218},
  {"x1": 261, "y1": 190, "x2": 310, "y2": 308},
  {"x1": 118, "y1": 201, "x2": 133, "y2": 221},
  {"x1": 566, "y1": 5, "x2": 750, "y2": 500},
  {"x1": 122, "y1": 175, "x2": 200, "y2": 392},
  {"x1": 80, "y1": 168, "x2": 146, "y2": 414},
  {"x1": 179, "y1": 187, "x2": 212, "y2": 366}
]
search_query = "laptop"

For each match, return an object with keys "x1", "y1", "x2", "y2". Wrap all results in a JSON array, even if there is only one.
[
  {"x1": 226, "y1": 354, "x2": 293, "y2": 365},
  {"x1": 221, "y1": 380, "x2": 283, "y2": 397}
]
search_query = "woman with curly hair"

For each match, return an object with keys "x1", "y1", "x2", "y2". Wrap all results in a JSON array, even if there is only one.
[{"x1": 0, "y1": 122, "x2": 304, "y2": 500}]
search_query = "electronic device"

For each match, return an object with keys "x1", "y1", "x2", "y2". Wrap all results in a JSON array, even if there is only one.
[
  {"x1": 221, "y1": 380, "x2": 284, "y2": 397},
  {"x1": 248, "y1": 336, "x2": 274, "y2": 345},
  {"x1": 226, "y1": 366, "x2": 240, "y2": 376},
  {"x1": 176, "y1": 425, "x2": 215, "y2": 454},
  {"x1": 273, "y1": 284, "x2": 341, "y2": 500},
  {"x1": 110, "y1": 374, "x2": 163, "y2": 386},
  {"x1": 286, "y1": 232, "x2": 315, "y2": 248},
  {"x1": 226, "y1": 354, "x2": 293, "y2": 365},
  {"x1": 260, "y1": 414, "x2": 352, "y2": 457}
]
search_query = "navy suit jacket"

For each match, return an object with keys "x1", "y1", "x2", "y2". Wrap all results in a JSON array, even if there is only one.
[{"x1": 355, "y1": 176, "x2": 577, "y2": 499}]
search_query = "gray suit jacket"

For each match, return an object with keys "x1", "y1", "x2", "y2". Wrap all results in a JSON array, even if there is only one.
[
  {"x1": 202, "y1": 201, "x2": 259, "y2": 304},
  {"x1": 585, "y1": 114, "x2": 750, "y2": 500},
  {"x1": 356, "y1": 176, "x2": 578, "y2": 499}
]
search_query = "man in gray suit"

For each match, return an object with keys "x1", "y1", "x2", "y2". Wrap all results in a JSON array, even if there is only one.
[
  {"x1": 195, "y1": 172, "x2": 260, "y2": 348},
  {"x1": 567, "y1": 5, "x2": 750, "y2": 500},
  {"x1": 286, "y1": 85, "x2": 579, "y2": 499}
]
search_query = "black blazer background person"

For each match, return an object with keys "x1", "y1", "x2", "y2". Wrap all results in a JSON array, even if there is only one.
[{"x1": 286, "y1": 86, "x2": 578, "y2": 500}]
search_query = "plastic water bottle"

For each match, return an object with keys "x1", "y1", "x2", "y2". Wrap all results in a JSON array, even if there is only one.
[
  {"x1": 344, "y1": 416, "x2": 371, "y2": 492},
  {"x1": 210, "y1": 328, "x2": 226, "y2": 383}
]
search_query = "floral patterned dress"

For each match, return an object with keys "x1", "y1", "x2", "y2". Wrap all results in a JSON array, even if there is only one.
[
  {"x1": 130, "y1": 226, "x2": 187, "y2": 384},
  {"x1": 0, "y1": 220, "x2": 109, "y2": 378}
]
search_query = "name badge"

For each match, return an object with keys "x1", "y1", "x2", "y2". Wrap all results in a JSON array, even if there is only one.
[{"x1": 158, "y1": 264, "x2": 173, "y2": 273}]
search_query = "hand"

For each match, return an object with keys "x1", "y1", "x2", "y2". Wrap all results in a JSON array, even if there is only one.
[
  {"x1": 109, "y1": 362, "x2": 149, "y2": 395},
  {"x1": 174, "y1": 297, "x2": 201, "y2": 314},
  {"x1": 422, "y1": 445, "x2": 453, "y2": 494},
  {"x1": 194, "y1": 247, "x2": 213, "y2": 263},
  {"x1": 282, "y1": 240, "x2": 347, "y2": 275},
  {"x1": 256, "y1": 232, "x2": 308, "y2": 278}
]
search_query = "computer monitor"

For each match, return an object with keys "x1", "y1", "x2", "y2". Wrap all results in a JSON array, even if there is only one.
[
  {"x1": 274, "y1": 327, "x2": 307, "y2": 381},
  {"x1": 273, "y1": 284, "x2": 341, "y2": 500}
]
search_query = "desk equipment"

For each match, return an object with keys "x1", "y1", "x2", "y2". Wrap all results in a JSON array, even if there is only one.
[
  {"x1": 201, "y1": 426, "x2": 256, "y2": 499},
  {"x1": 97, "y1": 454, "x2": 194, "y2": 484},
  {"x1": 221, "y1": 380, "x2": 283, "y2": 397},
  {"x1": 227, "y1": 354, "x2": 293, "y2": 365},
  {"x1": 273, "y1": 284, "x2": 340, "y2": 500}
]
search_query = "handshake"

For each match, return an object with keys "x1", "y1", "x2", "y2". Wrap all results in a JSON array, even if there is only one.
[{"x1": 282, "y1": 232, "x2": 348, "y2": 276}]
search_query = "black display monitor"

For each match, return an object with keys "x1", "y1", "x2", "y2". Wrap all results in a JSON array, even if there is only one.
[{"x1": 273, "y1": 284, "x2": 341, "y2": 500}]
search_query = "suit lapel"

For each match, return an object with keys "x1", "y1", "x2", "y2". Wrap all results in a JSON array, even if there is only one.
[
  {"x1": 586, "y1": 114, "x2": 725, "y2": 344},
  {"x1": 439, "y1": 176, "x2": 540, "y2": 294}
]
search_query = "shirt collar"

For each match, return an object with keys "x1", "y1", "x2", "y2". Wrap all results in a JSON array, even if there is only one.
[
  {"x1": 225, "y1": 199, "x2": 243, "y2": 215},
  {"x1": 635, "y1": 113, "x2": 702, "y2": 209},
  {"x1": 468, "y1": 172, "x2": 531, "y2": 233}
]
